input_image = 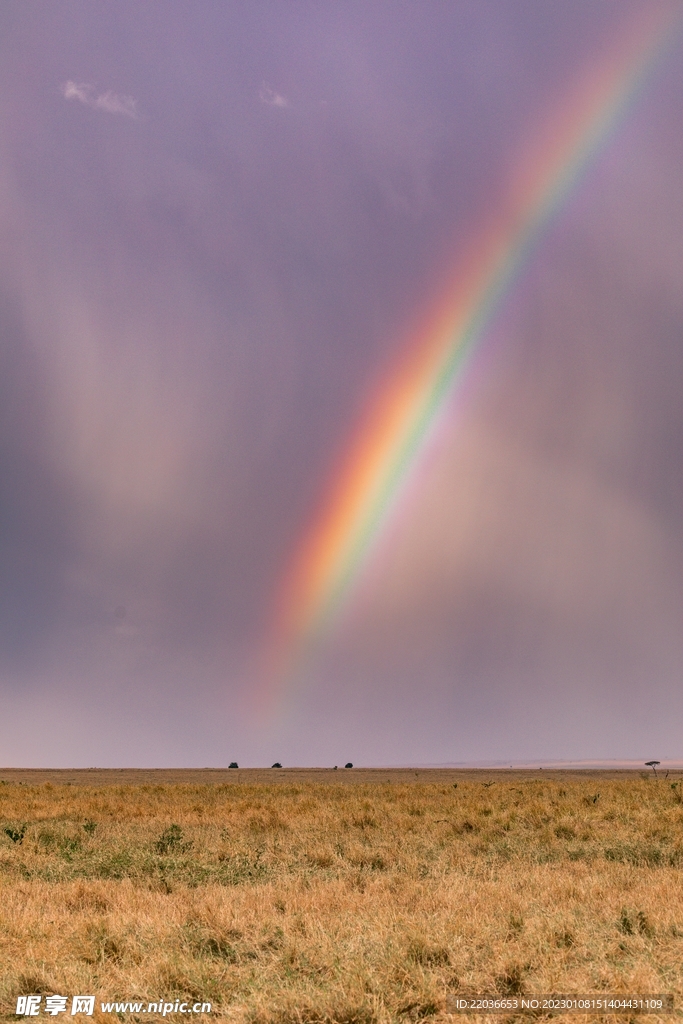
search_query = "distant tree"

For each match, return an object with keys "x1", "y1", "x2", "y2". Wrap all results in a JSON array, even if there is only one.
[
  {"x1": 271, "y1": 762, "x2": 282, "y2": 768},
  {"x1": 345, "y1": 762, "x2": 353, "y2": 769},
  {"x1": 645, "y1": 761, "x2": 660, "y2": 777},
  {"x1": 229, "y1": 762, "x2": 239, "y2": 769}
]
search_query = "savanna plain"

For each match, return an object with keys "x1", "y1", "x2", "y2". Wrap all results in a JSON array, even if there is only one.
[{"x1": 1, "y1": 769, "x2": 681, "y2": 1024}]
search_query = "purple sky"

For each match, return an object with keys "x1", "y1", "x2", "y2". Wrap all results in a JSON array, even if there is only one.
[{"x1": 1, "y1": 1, "x2": 682, "y2": 767}]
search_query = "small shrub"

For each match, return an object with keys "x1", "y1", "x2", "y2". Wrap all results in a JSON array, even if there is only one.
[
  {"x1": 60, "y1": 836, "x2": 81, "y2": 858},
  {"x1": 619, "y1": 909, "x2": 634, "y2": 935},
  {"x1": 618, "y1": 908, "x2": 654, "y2": 937},
  {"x1": 93, "y1": 851, "x2": 133, "y2": 879},
  {"x1": 216, "y1": 852, "x2": 268, "y2": 885},
  {"x1": 83, "y1": 820, "x2": 97, "y2": 835},
  {"x1": 155, "y1": 824, "x2": 185, "y2": 854},
  {"x1": 4, "y1": 824, "x2": 27, "y2": 844}
]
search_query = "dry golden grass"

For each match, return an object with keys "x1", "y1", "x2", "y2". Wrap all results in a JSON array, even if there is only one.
[{"x1": 0, "y1": 772, "x2": 682, "y2": 1023}]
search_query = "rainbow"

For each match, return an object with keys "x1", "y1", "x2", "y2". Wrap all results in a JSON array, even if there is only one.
[{"x1": 257, "y1": 4, "x2": 680, "y2": 714}]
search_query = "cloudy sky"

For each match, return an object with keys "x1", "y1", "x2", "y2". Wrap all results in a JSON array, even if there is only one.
[{"x1": 1, "y1": 1, "x2": 682, "y2": 767}]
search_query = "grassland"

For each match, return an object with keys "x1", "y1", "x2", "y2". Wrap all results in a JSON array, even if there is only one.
[{"x1": 0, "y1": 770, "x2": 682, "y2": 1023}]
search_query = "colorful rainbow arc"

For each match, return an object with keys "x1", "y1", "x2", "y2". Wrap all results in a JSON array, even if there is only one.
[{"x1": 257, "y1": 4, "x2": 681, "y2": 715}]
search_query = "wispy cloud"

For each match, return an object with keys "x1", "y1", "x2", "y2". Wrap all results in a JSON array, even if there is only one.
[
  {"x1": 93, "y1": 90, "x2": 138, "y2": 117},
  {"x1": 62, "y1": 81, "x2": 139, "y2": 119},
  {"x1": 259, "y1": 82, "x2": 289, "y2": 108},
  {"x1": 63, "y1": 81, "x2": 91, "y2": 104}
]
